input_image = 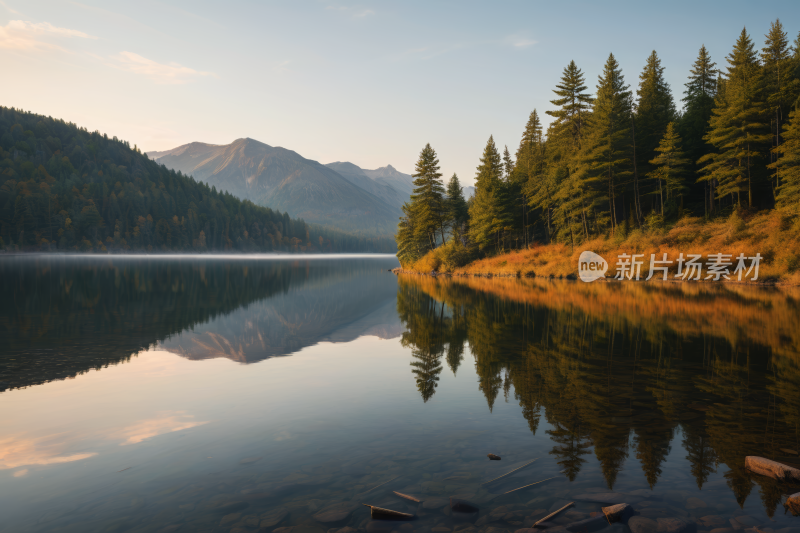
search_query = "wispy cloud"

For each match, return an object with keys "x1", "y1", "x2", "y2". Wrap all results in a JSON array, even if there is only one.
[
  {"x1": 0, "y1": 0, "x2": 21, "y2": 15},
  {"x1": 504, "y1": 34, "x2": 537, "y2": 49},
  {"x1": 354, "y1": 9, "x2": 374, "y2": 18},
  {"x1": 0, "y1": 19, "x2": 95, "y2": 50},
  {"x1": 110, "y1": 51, "x2": 217, "y2": 84}
]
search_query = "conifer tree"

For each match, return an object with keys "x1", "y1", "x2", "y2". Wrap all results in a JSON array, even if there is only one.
[
  {"x1": 469, "y1": 136, "x2": 511, "y2": 252},
  {"x1": 502, "y1": 145, "x2": 514, "y2": 180},
  {"x1": 699, "y1": 28, "x2": 770, "y2": 208},
  {"x1": 769, "y1": 107, "x2": 800, "y2": 214},
  {"x1": 648, "y1": 122, "x2": 690, "y2": 214},
  {"x1": 409, "y1": 143, "x2": 446, "y2": 249},
  {"x1": 578, "y1": 53, "x2": 633, "y2": 234},
  {"x1": 515, "y1": 110, "x2": 546, "y2": 244},
  {"x1": 541, "y1": 62, "x2": 593, "y2": 241},
  {"x1": 680, "y1": 45, "x2": 718, "y2": 213},
  {"x1": 445, "y1": 173, "x2": 469, "y2": 243},
  {"x1": 761, "y1": 19, "x2": 800, "y2": 193},
  {"x1": 636, "y1": 51, "x2": 676, "y2": 176}
]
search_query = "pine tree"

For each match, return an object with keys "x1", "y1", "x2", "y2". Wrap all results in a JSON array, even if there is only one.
[
  {"x1": 680, "y1": 45, "x2": 718, "y2": 213},
  {"x1": 636, "y1": 51, "x2": 677, "y2": 172},
  {"x1": 502, "y1": 145, "x2": 514, "y2": 180},
  {"x1": 761, "y1": 19, "x2": 800, "y2": 195},
  {"x1": 541, "y1": 61, "x2": 593, "y2": 242},
  {"x1": 409, "y1": 143, "x2": 446, "y2": 249},
  {"x1": 769, "y1": 107, "x2": 800, "y2": 214},
  {"x1": 445, "y1": 173, "x2": 469, "y2": 243},
  {"x1": 700, "y1": 28, "x2": 771, "y2": 208},
  {"x1": 648, "y1": 122, "x2": 690, "y2": 214},
  {"x1": 516, "y1": 110, "x2": 546, "y2": 244},
  {"x1": 578, "y1": 53, "x2": 633, "y2": 235},
  {"x1": 469, "y1": 136, "x2": 511, "y2": 252}
]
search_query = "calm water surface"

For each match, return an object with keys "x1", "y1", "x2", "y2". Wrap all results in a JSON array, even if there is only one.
[{"x1": 1, "y1": 255, "x2": 800, "y2": 533}]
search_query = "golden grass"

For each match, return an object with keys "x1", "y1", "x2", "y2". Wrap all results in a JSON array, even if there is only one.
[{"x1": 407, "y1": 210, "x2": 800, "y2": 285}]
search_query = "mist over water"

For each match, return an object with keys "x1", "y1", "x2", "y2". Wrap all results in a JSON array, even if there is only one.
[{"x1": 1, "y1": 255, "x2": 799, "y2": 533}]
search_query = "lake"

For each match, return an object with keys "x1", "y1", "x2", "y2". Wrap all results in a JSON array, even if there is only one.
[{"x1": 1, "y1": 255, "x2": 799, "y2": 533}]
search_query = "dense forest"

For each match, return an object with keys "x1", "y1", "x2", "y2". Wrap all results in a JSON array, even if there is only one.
[
  {"x1": 0, "y1": 107, "x2": 396, "y2": 253},
  {"x1": 398, "y1": 21, "x2": 800, "y2": 266}
]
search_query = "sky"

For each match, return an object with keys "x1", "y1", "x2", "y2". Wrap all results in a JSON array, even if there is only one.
[{"x1": 1, "y1": 1, "x2": 799, "y2": 186}]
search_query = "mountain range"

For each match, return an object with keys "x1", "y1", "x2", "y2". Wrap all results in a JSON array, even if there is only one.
[{"x1": 148, "y1": 139, "x2": 416, "y2": 236}]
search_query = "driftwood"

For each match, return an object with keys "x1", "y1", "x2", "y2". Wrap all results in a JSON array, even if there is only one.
[
  {"x1": 503, "y1": 475, "x2": 559, "y2": 494},
  {"x1": 482, "y1": 458, "x2": 540, "y2": 486},
  {"x1": 362, "y1": 504, "x2": 415, "y2": 521},
  {"x1": 533, "y1": 501, "x2": 573, "y2": 527},
  {"x1": 392, "y1": 491, "x2": 420, "y2": 503}
]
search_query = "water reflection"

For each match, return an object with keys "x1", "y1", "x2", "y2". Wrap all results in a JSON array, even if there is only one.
[
  {"x1": 397, "y1": 275, "x2": 800, "y2": 515},
  {"x1": 0, "y1": 255, "x2": 401, "y2": 390}
]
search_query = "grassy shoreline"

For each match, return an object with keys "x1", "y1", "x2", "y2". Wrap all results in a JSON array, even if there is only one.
[{"x1": 398, "y1": 209, "x2": 800, "y2": 286}]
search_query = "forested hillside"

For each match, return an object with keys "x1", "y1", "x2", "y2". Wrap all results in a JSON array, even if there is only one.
[
  {"x1": 398, "y1": 21, "x2": 800, "y2": 268},
  {"x1": 0, "y1": 107, "x2": 395, "y2": 253}
]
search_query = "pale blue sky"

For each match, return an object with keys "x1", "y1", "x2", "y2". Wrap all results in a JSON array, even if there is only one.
[{"x1": 1, "y1": 0, "x2": 798, "y2": 185}]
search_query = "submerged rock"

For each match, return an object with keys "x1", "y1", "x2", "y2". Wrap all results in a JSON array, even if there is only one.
[
  {"x1": 786, "y1": 492, "x2": 800, "y2": 516},
  {"x1": 260, "y1": 507, "x2": 290, "y2": 529},
  {"x1": 450, "y1": 498, "x2": 479, "y2": 523},
  {"x1": 488, "y1": 454, "x2": 502, "y2": 461},
  {"x1": 655, "y1": 518, "x2": 696, "y2": 533},
  {"x1": 744, "y1": 456, "x2": 800, "y2": 481},
  {"x1": 628, "y1": 516, "x2": 658, "y2": 533},
  {"x1": 563, "y1": 516, "x2": 609, "y2": 533},
  {"x1": 601, "y1": 504, "x2": 632, "y2": 523},
  {"x1": 314, "y1": 506, "x2": 353, "y2": 526}
]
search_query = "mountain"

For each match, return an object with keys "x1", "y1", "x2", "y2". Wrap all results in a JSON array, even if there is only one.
[
  {"x1": 361, "y1": 164, "x2": 415, "y2": 198},
  {"x1": 324, "y1": 161, "x2": 408, "y2": 208},
  {"x1": 0, "y1": 107, "x2": 396, "y2": 254},
  {"x1": 148, "y1": 139, "x2": 401, "y2": 236}
]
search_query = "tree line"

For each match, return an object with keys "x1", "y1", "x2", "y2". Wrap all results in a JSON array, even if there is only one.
[
  {"x1": 0, "y1": 107, "x2": 396, "y2": 253},
  {"x1": 397, "y1": 21, "x2": 800, "y2": 266}
]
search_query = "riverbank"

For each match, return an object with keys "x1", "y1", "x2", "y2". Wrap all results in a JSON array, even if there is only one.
[{"x1": 397, "y1": 209, "x2": 800, "y2": 285}]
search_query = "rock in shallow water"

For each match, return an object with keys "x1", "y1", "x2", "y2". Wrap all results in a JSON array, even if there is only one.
[
  {"x1": 574, "y1": 493, "x2": 644, "y2": 505},
  {"x1": 655, "y1": 518, "x2": 696, "y2": 533},
  {"x1": 744, "y1": 456, "x2": 800, "y2": 481},
  {"x1": 785, "y1": 492, "x2": 800, "y2": 516},
  {"x1": 628, "y1": 516, "x2": 658, "y2": 533},
  {"x1": 601, "y1": 504, "x2": 632, "y2": 523}
]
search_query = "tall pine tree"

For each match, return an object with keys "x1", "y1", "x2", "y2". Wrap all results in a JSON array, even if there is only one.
[
  {"x1": 578, "y1": 53, "x2": 633, "y2": 235},
  {"x1": 409, "y1": 143, "x2": 446, "y2": 249},
  {"x1": 469, "y1": 136, "x2": 511, "y2": 252},
  {"x1": 445, "y1": 173, "x2": 469, "y2": 243},
  {"x1": 769, "y1": 107, "x2": 800, "y2": 214},
  {"x1": 700, "y1": 28, "x2": 769, "y2": 208},
  {"x1": 648, "y1": 122, "x2": 690, "y2": 214}
]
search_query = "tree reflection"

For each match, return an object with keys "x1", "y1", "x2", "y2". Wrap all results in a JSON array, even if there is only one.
[{"x1": 396, "y1": 274, "x2": 800, "y2": 507}]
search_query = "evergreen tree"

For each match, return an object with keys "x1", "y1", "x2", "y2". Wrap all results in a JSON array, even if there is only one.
[
  {"x1": 769, "y1": 107, "x2": 800, "y2": 213},
  {"x1": 648, "y1": 122, "x2": 690, "y2": 214},
  {"x1": 469, "y1": 136, "x2": 511, "y2": 252},
  {"x1": 680, "y1": 45, "x2": 718, "y2": 214},
  {"x1": 761, "y1": 19, "x2": 800, "y2": 194},
  {"x1": 578, "y1": 53, "x2": 633, "y2": 235},
  {"x1": 700, "y1": 28, "x2": 770, "y2": 208},
  {"x1": 636, "y1": 51, "x2": 677, "y2": 174},
  {"x1": 541, "y1": 61, "x2": 593, "y2": 242},
  {"x1": 516, "y1": 110, "x2": 547, "y2": 244},
  {"x1": 409, "y1": 143, "x2": 447, "y2": 249},
  {"x1": 445, "y1": 173, "x2": 469, "y2": 243},
  {"x1": 503, "y1": 145, "x2": 514, "y2": 180}
]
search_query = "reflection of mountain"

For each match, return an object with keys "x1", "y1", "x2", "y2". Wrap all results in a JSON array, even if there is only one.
[
  {"x1": 0, "y1": 256, "x2": 399, "y2": 391},
  {"x1": 160, "y1": 267, "x2": 402, "y2": 363},
  {"x1": 396, "y1": 275, "x2": 800, "y2": 515}
]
